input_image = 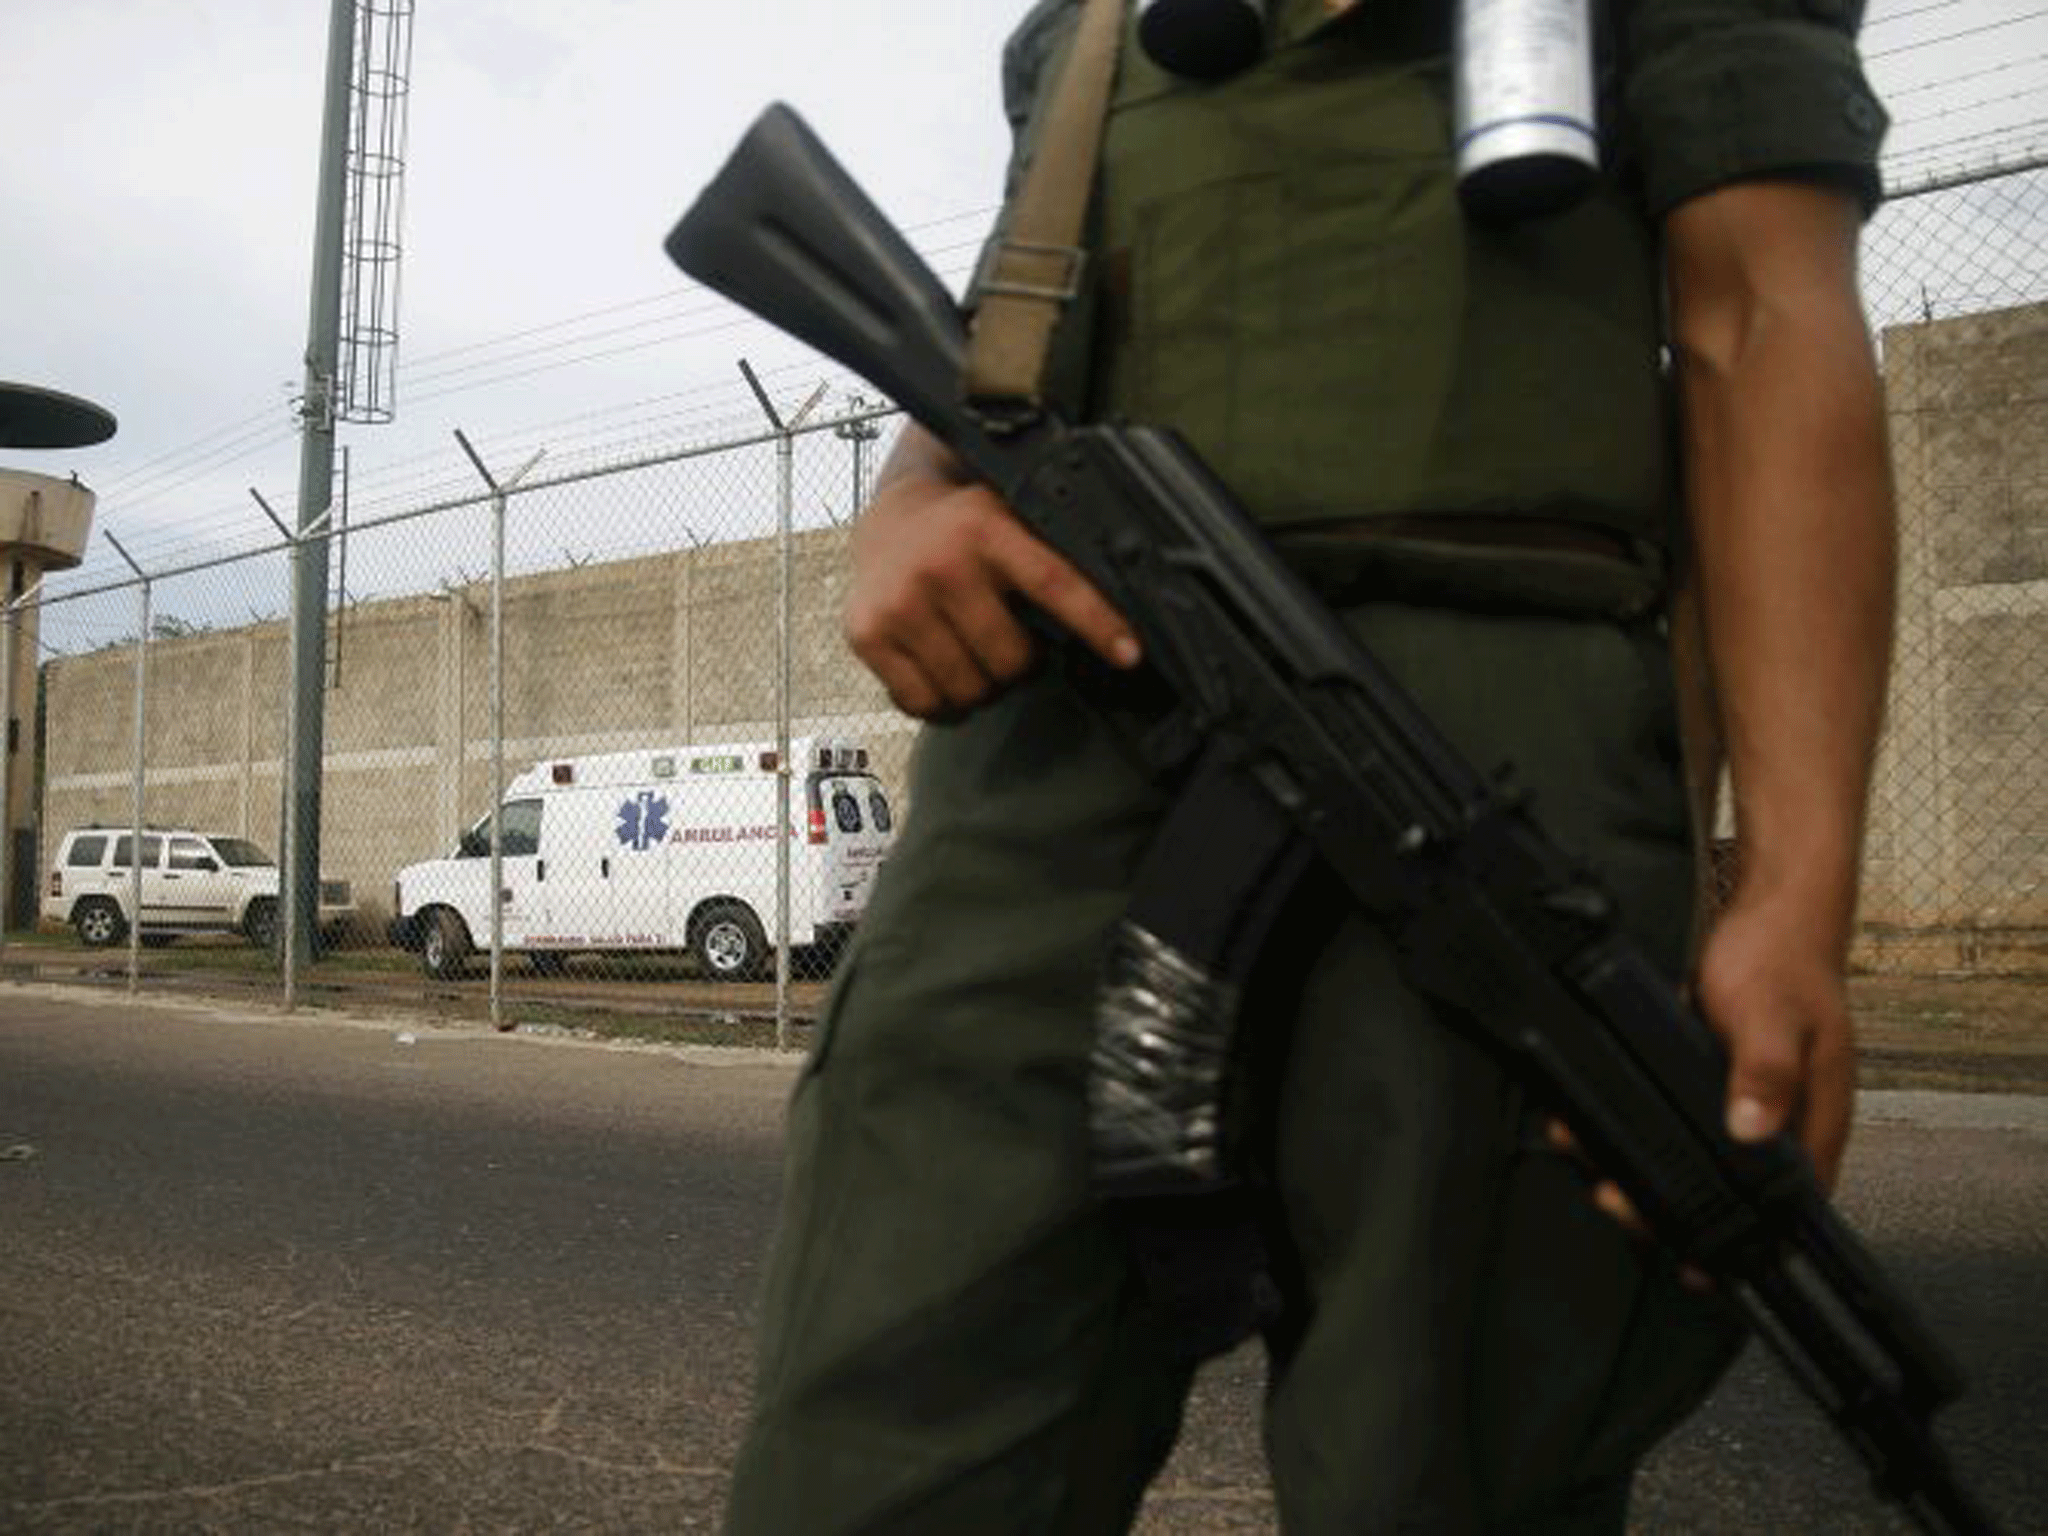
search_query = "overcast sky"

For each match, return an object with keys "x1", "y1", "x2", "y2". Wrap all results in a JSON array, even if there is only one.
[
  {"x1": 5, "y1": 0, "x2": 2046, "y2": 609},
  {"x1": 5, "y1": 2, "x2": 1021, "y2": 588}
]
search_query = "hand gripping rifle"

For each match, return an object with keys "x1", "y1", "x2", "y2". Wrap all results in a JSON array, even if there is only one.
[{"x1": 664, "y1": 104, "x2": 1995, "y2": 1534}]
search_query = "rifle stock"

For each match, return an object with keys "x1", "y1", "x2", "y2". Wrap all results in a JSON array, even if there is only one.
[
  {"x1": 665, "y1": 103, "x2": 993, "y2": 470},
  {"x1": 664, "y1": 104, "x2": 1997, "y2": 1536}
]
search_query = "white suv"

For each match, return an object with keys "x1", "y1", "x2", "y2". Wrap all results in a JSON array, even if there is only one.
[{"x1": 41, "y1": 827, "x2": 356, "y2": 948}]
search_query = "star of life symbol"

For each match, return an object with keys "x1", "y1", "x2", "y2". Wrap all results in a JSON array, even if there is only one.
[{"x1": 616, "y1": 791, "x2": 671, "y2": 852}]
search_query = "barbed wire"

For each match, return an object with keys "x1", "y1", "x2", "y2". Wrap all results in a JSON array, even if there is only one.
[{"x1": 1865, "y1": 5, "x2": 2048, "y2": 59}]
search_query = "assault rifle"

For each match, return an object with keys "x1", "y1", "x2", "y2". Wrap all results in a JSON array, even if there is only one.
[{"x1": 664, "y1": 104, "x2": 1995, "y2": 1534}]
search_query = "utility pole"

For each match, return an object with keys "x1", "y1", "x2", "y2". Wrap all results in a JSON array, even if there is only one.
[{"x1": 282, "y1": 0, "x2": 357, "y2": 973}]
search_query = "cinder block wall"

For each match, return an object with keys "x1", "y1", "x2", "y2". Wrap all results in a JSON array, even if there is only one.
[
  {"x1": 36, "y1": 304, "x2": 2048, "y2": 946},
  {"x1": 1863, "y1": 299, "x2": 2048, "y2": 933}
]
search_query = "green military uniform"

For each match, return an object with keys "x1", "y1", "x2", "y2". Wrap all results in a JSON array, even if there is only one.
[{"x1": 725, "y1": 1, "x2": 1885, "y2": 1531}]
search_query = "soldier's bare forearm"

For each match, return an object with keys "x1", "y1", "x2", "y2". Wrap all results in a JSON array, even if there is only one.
[{"x1": 1667, "y1": 181, "x2": 1896, "y2": 948}]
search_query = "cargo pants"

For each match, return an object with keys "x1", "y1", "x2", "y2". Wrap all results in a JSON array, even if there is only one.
[{"x1": 722, "y1": 598, "x2": 1743, "y2": 1534}]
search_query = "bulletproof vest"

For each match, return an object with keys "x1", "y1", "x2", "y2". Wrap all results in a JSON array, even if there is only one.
[{"x1": 1078, "y1": 0, "x2": 1677, "y2": 560}]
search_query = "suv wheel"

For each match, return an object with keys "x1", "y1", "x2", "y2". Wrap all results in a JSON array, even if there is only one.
[
  {"x1": 243, "y1": 899, "x2": 279, "y2": 950},
  {"x1": 74, "y1": 898, "x2": 127, "y2": 948}
]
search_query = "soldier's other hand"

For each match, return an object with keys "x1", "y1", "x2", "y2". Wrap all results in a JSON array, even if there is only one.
[
  {"x1": 1692, "y1": 888, "x2": 1858, "y2": 1193},
  {"x1": 1549, "y1": 883, "x2": 1855, "y2": 1280},
  {"x1": 843, "y1": 471, "x2": 1140, "y2": 720}
]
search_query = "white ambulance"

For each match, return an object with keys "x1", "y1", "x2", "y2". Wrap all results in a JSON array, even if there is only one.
[{"x1": 390, "y1": 737, "x2": 895, "y2": 981}]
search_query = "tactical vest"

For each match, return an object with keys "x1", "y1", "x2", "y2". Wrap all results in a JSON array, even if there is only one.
[{"x1": 1061, "y1": 0, "x2": 1678, "y2": 572}]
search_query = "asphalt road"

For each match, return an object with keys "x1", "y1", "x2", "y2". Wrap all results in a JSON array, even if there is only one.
[{"x1": 1, "y1": 986, "x2": 2041, "y2": 1533}]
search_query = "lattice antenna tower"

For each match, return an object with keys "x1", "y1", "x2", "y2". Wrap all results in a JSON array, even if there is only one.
[{"x1": 336, "y1": 0, "x2": 416, "y2": 425}]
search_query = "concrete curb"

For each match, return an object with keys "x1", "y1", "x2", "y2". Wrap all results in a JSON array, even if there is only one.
[
  {"x1": 1856, "y1": 1089, "x2": 2048, "y2": 1134},
  {"x1": 0, "y1": 977, "x2": 807, "y2": 1069},
  {"x1": 6, "y1": 978, "x2": 2041, "y2": 1100}
]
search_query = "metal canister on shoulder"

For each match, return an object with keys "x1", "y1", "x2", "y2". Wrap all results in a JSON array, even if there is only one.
[{"x1": 1454, "y1": 0, "x2": 1600, "y2": 220}]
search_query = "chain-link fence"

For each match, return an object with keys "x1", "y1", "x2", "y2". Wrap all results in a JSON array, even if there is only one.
[
  {"x1": 1, "y1": 389, "x2": 908, "y2": 1042},
  {"x1": 3, "y1": 161, "x2": 2044, "y2": 1068},
  {"x1": 1851, "y1": 162, "x2": 2048, "y2": 1081}
]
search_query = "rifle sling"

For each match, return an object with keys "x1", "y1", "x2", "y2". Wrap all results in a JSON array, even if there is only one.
[{"x1": 964, "y1": 0, "x2": 1125, "y2": 417}]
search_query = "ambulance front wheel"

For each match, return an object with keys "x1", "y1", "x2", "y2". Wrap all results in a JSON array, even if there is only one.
[
  {"x1": 692, "y1": 901, "x2": 768, "y2": 982},
  {"x1": 421, "y1": 908, "x2": 473, "y2": 981}
]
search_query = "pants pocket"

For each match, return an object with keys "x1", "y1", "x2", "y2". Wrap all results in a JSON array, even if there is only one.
[
  {"x1": 1472, "y1": 1118, "x2": 1746, "y2": 1521},
  {"x1": 798, "y1": 936, "x2": 865, "y2": 1083}
]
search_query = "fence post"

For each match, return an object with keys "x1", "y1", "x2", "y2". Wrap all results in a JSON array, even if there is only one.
[
  {"x1": 0, "y1": 583, "x2": 27, "y2": 953},
  {"x1": 740, "y1": 363, "x2": 826, "y2": 1050},
  {"x1": 456, "y1": 430, "x2": 545, "y2": 1032},
  {"x1": 0, "y1": 587, "x2": 11, "y2": 954},
  {"x1": 252, "y1": 487, "x2": 336, "y2": 1010},
  {"x1": 103, "y1": 533, "x2": 150, "y2": 995}
]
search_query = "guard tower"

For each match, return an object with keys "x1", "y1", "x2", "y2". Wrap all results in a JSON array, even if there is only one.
[{"x1": 0, "y1": 382, "x2": 115, "y2": 929}]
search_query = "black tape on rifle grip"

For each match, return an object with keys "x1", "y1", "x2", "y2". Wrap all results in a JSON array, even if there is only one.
[{"x1": 1094, "y1": 755, "x2": 1318, "y2": 1359}]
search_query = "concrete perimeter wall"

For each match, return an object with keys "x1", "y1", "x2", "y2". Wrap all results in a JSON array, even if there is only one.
[
  {"x1": 1862, "y1": 299, "x2": 2048, "y2": 950},
  {"x1": 34, "y1": 303, "x2": 2048, "y2": 957}
]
